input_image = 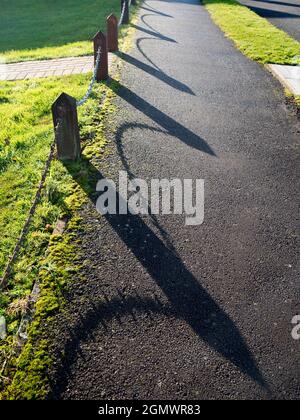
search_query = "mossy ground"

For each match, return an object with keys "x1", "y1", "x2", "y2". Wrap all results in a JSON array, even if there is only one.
[
  {"x1": 0, "y1": 2, "x2": 140, "y2": 399},
  {"x1": 0, "y1": 80, "x2": 116, "y2": 399}
]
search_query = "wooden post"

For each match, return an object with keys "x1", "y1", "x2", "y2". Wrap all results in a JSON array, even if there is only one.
[
  {"x1": 107, "y1": 14, "x2": 118, "y2": 52},
  {"x1": 51, "y1": 93, "x2": 81, "y2": 161},
  {"x1": 93, "y1": 31, "x2": 108, "y2": 81},
  {"x1": 121, "y1": 0, "x2": 129, "y2": 25}
]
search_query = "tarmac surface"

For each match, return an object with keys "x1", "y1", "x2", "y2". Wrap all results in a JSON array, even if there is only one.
[
  {"x1": 48, "y1": 0, "x2": 300, "y2": 399},
  {"x1": 239, "y1": 0, "x2": 300, "y2": 41}
]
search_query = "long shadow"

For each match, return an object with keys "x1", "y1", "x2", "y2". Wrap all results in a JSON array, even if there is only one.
[
  {"x1": 114, "y1": 121, "x2": 179, "y2": 252},
  {"x1": 51, "y1": 292, "x2": 176, "y2": 397},
  {"x1": 120, "y1": 52, "x2": 195, "y2": 95},
  {"x1": 58, "y1": 156, "x2": 268, "y2": 392},
  {"x1": 141, "y1": 5, "x2": 174, "y2": 17},
  {"x1": 136, "y1": 36, "x2": 162, "y2": 71},
  {"x1": 109, "y1": 79, "x2": 216, "y2": 156},
  {"x1": 247, "y1": 5, "x2": 300, "y2": 17},
  {"x1": 131, "y1": 23, "x2": 177, "y2": 43},
  {"x1": 249, "y1": 0, "x2": 300, "y2": 8},
  {"x1": 136, "y1": 12, "x2": 173, "y2": 72},
  {"x1": 141, "y1": 13, "x2": 169, "y2": 35}
]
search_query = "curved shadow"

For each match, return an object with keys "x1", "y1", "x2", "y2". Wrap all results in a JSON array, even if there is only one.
[
  {"x1": 120, "y1": 52, "x2": 195, "y2": 95},
  {"x1": 109, "y1": 79, "x2": 216, "y2": 156},
  {"x1": 56, "y1": 157, "x2": 269, "y2": 395},
  {"x1": 136, "y1": 36, "x2": 163, "y2": 71},
  {"x1": 249, "y1": 0, "x2": 300, "y2": 8},
  {"x1": 114, "y1": 121, "x2": 181, "y2": 252},
  {"x1": 141, "y1": 13, "x2": 169, "y2": 35},
  {"x1": 141, "y1": 5, "x2": 174, "y2": 17},
  {"x1": 131, "y1": 23, "x2": 177, "y2": 43},
  {"x1": 247, "y1": 5, "x2": 300, "y2": 17},
  {"x1": 51, "y1": 293, "x2": 175, "y2": 397}
]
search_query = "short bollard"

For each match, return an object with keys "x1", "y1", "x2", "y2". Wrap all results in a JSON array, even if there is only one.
[
  {"x1": 93, "y1": 31, "x2": 108, "y2": 81},
  {"x1": 52, "y1": 93, "x2": 81, "y2": 161},
  {"x1": 121, "y1": 0, "x2": 129, "y2": 25},
  {"x1": 107, "y1": 14, "x2": 118, "y2": 52}
]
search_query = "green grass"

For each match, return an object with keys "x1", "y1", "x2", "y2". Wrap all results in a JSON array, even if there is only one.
[
  {"x1": 0, "y1": 1, "x2": 139, "y2": 314},
  {"x1": 203, "y1": 0, "x2": 300, "y2": 65},
  {"x1": 0, "y1": 76, "x2": 115, "y2": 396},
  {"x1": 0, "y1": 0, "x2": 123, "y2": 63},
  {"x1": 0, "y1": 74, "x2": 111, "y2": 314},
  {"x1": 0, "y1": 0, "x2": 140, "y2": 397}
]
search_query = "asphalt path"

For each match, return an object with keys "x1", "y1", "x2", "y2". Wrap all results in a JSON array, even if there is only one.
[
  {"x1": 239, "y1": 0, "x2": 300, "y2": 41},
  {"x1": 48, "y1": 0, "x2": 300, "y2": 399}
]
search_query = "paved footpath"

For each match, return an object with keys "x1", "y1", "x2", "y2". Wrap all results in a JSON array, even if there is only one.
[
  {"x1": 48, "y1": 0, "x2": 299, "y2": 399},
  {"x1": 239, "y1": 0, "x2": 300, "y2": 41},
  {"x1": 0, "y1": 55, "x2": 113, "y2": 81}
]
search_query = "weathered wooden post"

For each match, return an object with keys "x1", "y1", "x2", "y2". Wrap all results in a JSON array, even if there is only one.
[
  {"x1": 121, "y1": 0, "x2": 129, "y2": 25},
  {"x1": 107, "y1": 14, "x2": 118, "y2": 52},
  {"x1": 52, "y1": 93, "x2": 81, "y2": 160},
  {"x1": 93, "y1": 31, "x2": 108, "y2": 81}
]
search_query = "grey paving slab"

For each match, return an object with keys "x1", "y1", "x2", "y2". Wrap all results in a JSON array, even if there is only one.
[{"x1": 267, "y1": 64, "x2": 300, "y2": 94}]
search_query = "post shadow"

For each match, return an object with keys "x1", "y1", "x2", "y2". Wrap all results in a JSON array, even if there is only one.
[
  {"x1": 136, "y1": 36, "x2": 163, "y2": 71},
  {"x1": 247, "y1": 5, "x2": 300, "y2": 18},
  {"x1": 120, "y1": 52, "x2": 195, "y2": 95},
  {"x1": 108, "y1": 79, "x2": 216, "y2": 156},
  {"x1": 131, "y1": 23, "x2": 177, "y2": 43},
  {"x1": 61, "y1": 157, "x2": 268, "y2": 390},
  {"x1": 140, "y1": 5, "x2": 174, "y2": 17},
  {"x1": 141, "y1": 13, "x2": 170, "y2": 35},
  {"x1": 250, "y1": 0, "x2": 300, "y2": 8},
  {"x1": 50, "y1": 292, "x2": 175, "y2": 397}
]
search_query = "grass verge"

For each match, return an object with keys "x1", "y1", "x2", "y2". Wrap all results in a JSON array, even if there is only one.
[
  {"x1": 0, "y1": 79, "x2": 115, "y2": 399},
  {"x1": 203, "y1": 0, "x2": 300, "y2": 65},
  {"x1": 1, "y1": 81, "x2": 118, "y2": 399},
  {"x1": 0, "y1": 4, "x2": 140, "y2": 399}
]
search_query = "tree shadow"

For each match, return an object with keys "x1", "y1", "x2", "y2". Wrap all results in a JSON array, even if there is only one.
[{"x1": 55, "y1": 155, "x2": 269, "y2": 396}]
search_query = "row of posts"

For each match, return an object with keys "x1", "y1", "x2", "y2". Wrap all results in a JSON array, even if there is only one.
[{"x1": 52, "y1": 0, "x2": 135, "y2": 161}]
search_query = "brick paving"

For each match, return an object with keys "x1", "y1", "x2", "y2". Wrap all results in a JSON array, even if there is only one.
[{"x1": 0, "y1": 55, "x2": 113, "y2": 81}]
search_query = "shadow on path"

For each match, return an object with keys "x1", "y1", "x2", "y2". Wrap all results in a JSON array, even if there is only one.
[
  {"x1": 141, "y1": 5, "x2": 174, "y2": 17},
  {"x1": 51, "y1": 156, "x2": 269, "y2": 397},
  {"x1": 109, "y1": 79, "x2": 216, "y2": 156},
  {"x1": 249, "y1": 0, "x2": 300, "y2": 8},
  {"x1": 120, "y1": 52, "x2": 195, "y2": 95},
  {"x1": 248, "y1": 5, "x2": 300, "y2": 18},
  {"x1": 131, "y1": 23, "x2": 177, "y2": 42}
]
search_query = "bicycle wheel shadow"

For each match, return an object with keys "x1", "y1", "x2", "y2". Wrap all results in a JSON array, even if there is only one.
[{"x1": 62, "y1": 156, "x2": 269, "y2": 391}]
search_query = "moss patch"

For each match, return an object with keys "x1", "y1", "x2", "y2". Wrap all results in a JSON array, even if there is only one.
[
  {"x1": 0, "y1": 1, "x2": 141, "y2": 399},
  {"x1": 0, "y1": 83, "x2": 116, "y2": 399}
]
